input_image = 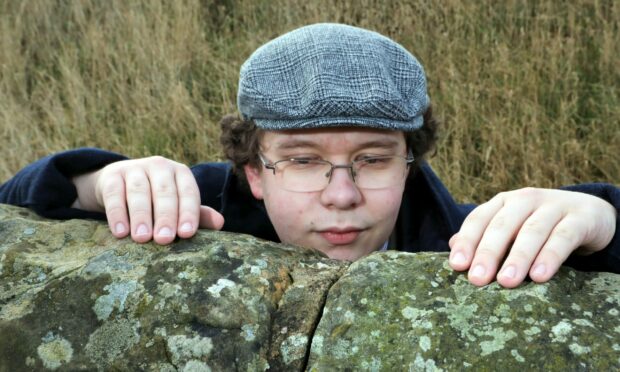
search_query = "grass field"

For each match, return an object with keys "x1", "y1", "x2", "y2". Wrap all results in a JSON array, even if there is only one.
[{"x1": 1, "y1": 0, "x2": 618, "y2": 203}]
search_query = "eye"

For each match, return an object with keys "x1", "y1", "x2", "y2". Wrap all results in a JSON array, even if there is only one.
[
  {"x1": 290, "y1": 157, "x2": 318, "y2": 163},
  {"x1": 357, "y1": 155, "x2": 390, "y2": 163},
  {"x1": 356, "y1": 156, "x2": 394, "y2": 168},
  {"x1": 284, "y1": 158, "x2": 326, "y2": 170}
]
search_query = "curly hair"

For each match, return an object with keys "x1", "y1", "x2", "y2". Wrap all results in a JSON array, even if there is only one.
[{"x1": 220, "y1": 106, "x2": 439, "y2": 187}]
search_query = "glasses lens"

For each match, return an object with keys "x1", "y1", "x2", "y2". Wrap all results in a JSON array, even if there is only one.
[
  {"x1": 354, "y1": 156, "x2": 408, "y2": 189},
  {"x1": 271, "y1": 156, "x2": 409, "y2": 192},
  {"x1": 278, "y1": 160, "x2": 332, "y2": 192}
]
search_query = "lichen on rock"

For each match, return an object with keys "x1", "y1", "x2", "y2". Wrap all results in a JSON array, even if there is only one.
[
  {"x1": 36, "y1": 332, "x2": 73, "y2": 370},
  {"x1": 0, "y1": 204, "x2": 345, "y2": 371},
  {"x1": 307, "y1": 251, "x2": 620, "y2": 370},
  {"x1": 1, "y1": 204, "x2": 619, "y2": 371}
]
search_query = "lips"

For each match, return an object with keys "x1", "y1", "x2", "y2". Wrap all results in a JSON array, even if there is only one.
[{"x1": 318, "y1": 228, "x2": 363, "y2": 245}]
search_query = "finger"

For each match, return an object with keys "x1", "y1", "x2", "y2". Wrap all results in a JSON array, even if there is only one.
[
  {"x1": 175, "y1": 165, "x2": 201, "y2": 238},
  {"x1": 496, "y1": 206, "x2": 563, "y2": 288},
  {"x1": 125, "y1": 168, "x2": 153, "y2": 243},
  {"x1": 529, "y1": 215, "x2": 587, "y2": 283},
  {"x1": 199, "y1": 206, "x2": 225, "y2": 230},
  {"x1": 449, "y1": 195, "x2": 505, "y2": 271},
  {"x1": 149, "y1": 166, "x2": 179, "y2": 245},
  {"x1": 467, "y1": 200, "x2": 535, "y2": 286},
  {"x1": 99, "y1": 171, "x2": 130, "y2": 238}
]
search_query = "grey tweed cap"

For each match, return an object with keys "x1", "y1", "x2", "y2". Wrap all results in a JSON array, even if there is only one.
[{"x1": 237, "y1": 23, "x2": 430, "y2": 131}]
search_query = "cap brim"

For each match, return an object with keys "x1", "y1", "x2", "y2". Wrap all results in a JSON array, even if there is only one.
[{"x1": 254, "y1": 115, "x2": 424, "y2": 131}]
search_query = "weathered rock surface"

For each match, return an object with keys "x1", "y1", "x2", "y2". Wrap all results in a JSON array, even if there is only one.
[
  {"x1": 0, "y1": 205, "x2": 346, "y2": 371},
  {"x1": 0, "y1": 204, "x2": 619, "y2": 371},
  {"x1": 307, "y1": 252, "x2": 620, "y2": 371}
]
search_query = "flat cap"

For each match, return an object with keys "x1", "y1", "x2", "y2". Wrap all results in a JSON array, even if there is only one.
[{"x1": 237, "y1": 23, "x2": 429, "y2": 131}]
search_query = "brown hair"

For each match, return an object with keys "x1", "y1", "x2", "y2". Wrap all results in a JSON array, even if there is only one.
[{"x1": 219, "y1": 106, "x2": 440, "y2": 187}]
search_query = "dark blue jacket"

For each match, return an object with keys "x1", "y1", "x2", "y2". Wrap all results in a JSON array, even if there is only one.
[{"x1": 1, "y1": 148, "x2": 619, "y2": 273}]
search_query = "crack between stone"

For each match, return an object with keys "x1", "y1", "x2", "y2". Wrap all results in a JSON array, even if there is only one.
[
  {"x1": 274, "y1": 270, "x2": 295, "y2": 312},
  {"x1": 265, "y1": 263, "x2": 296, "y2": 366},
  {"x1": 162, "y1": 338, "x2": 179, "y2": 371},
  {"x1": 300, "y1": 265, "x2": 349, "y2": 371}
]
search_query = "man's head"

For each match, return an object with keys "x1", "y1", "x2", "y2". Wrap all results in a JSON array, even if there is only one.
[{"x1": 220, "y1": 23, "x2": 438, "y2": 260}]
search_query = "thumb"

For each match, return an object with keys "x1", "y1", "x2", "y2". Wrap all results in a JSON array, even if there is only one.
[{"x1": 199, "y1": 206, "x2": 225, "y2": 230}]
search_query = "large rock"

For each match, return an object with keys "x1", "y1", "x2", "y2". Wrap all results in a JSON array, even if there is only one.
[
  {"x1": 0, "y1": 204, "x2": 618, "y2": 371},
  {"x1": 307, "y1": 252, "x2": 620, "y2": 371}
]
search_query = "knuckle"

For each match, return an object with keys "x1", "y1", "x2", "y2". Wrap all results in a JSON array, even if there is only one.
[
  {"x1": 515, "y1": 187, "x2": 540, "y2": 199},
  {"x1": 463, "y1": 211, "x2": 486, "y2": 227},
  {"x1": 507, "y1": 249, "x2": 532, "y2": 263},
  {"x1": 474, "y1": 246, "x2": 498, "y2": 259},
  {"x1": 126, "y1": 180, "x2": 149, "y2": 194},
  {"x1": 540, "y1": 247, "x2": 564, "y2": 264},
  {"x1": 102, "y1": 161, "x2": 124, "y2": 173},
  {"x1": 100, "y1": 182, "x2": 124, "y2": 199},
  {"x1": 552, "y1": 226, "x2": 580, "y2": 245},
  {"x1": 494, "y1": 191, "x2": 508, "y2": 200},
  {"x1": 152, "y1": 203, "x2": 178, "y2": 219},
  {"x1": 179, "y1": 183, "x2": 199, "y2": 197},
  {"x1": 153, "y1": 182, "x2": 177, "y2": 196},
  {"x1": 487, "y1": 216, "x2": 507, "y2": 230},
  {"x1": 520, "y1": 219, "x2": 548, "y2": 236},
  {"x1": 128, "y1": 208, "x2": 152, "y2": 219},
  {"x1": 148, "y1": 155, "x2": 166, "y2": 163},
  {"x1": 105, "y1": 204, "x2": 126, "y2": 217},
  {"x1": 147, "y1": 155, "x2": 174, "y2": 168},
  {"x1": 153, "y1": 203, "x2": 175, "y2": 213},
  {"x1": 175, "y1": 162, "x2": 191, "y2": 172},
  {"x1": 178, "y1": 197, "x2": 200, "y2": 210}
]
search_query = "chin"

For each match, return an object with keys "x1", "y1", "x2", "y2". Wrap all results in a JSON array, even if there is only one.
[{"x1": 321, "y1": 246, "x2": 373, "y2": 262}]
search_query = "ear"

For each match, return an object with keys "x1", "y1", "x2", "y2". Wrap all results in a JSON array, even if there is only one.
[{"x1": 244, "y1": 164, "x2": 264, "y2": 200}]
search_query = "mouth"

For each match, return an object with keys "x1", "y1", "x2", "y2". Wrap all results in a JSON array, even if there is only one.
[{"x1": 317, "y1": 227, "x2": 364, "y2": 245}]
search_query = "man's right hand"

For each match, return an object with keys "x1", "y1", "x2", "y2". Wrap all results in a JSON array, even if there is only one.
[{"x1": 71, "y1": 156, "x2": 225, "y2": 244}]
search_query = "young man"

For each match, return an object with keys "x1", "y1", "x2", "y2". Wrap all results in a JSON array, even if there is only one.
[{"x1": 1, "y1": 24, "x2": 618, "y2": 289}]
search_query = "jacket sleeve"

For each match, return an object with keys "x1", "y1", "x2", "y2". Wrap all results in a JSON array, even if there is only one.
[
  {"x1": 0, "y1": 148, "x2": 128, "y2": 220},
  {"x1": 560, "y1": 183, "x2": 620, "y2": 273},
  {"x1": 0, "y1": 150, "x2": 278, "y2": 240}
]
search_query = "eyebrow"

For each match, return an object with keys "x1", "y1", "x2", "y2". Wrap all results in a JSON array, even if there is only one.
[{"x1": 273, "y1": 138, "x2": 401, "y2": 151}]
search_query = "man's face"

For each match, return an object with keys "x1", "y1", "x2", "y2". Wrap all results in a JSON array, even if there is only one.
[{"x1": 244, "y1": 127, "x2": 408, "y2": 261}]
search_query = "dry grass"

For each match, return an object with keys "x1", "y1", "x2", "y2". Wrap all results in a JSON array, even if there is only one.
[{"x1": 1, "y1": 0, "x2": 618, "y2": 203}]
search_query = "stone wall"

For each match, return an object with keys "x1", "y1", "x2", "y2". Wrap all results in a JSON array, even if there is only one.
[{"x1": 0, "y1": 204, "x2": 618, "y2": 371}]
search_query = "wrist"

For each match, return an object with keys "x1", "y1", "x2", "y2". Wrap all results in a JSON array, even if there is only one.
[{"x1": 71, "y1": 169, "x2": 105, "y2": 212}]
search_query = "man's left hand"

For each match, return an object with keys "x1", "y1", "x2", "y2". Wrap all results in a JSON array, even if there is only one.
[{"x1": 449, "y1": 188, "x2": 617, "y2": 288}]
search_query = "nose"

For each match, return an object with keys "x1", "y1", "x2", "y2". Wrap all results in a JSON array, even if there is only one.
[{"x1": 319, "y1": 166, "x2": 362, "y2": 209}]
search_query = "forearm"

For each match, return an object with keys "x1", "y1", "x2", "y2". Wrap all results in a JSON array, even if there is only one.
[{"x1": 0, "y1": 148, "x2": 127, "y2": 219}]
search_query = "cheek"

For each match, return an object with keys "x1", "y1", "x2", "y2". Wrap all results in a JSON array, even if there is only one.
[
  {"x1": 261, "y1": 184, "x2": 315, "y2": 241},
  {"x1": 365, "y1": 188, "x2": 404, "y2": 220}
]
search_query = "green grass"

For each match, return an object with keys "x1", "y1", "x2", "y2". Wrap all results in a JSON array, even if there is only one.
[{"x1": 1, "y1": 0, "x2": 618, "y2": 203}]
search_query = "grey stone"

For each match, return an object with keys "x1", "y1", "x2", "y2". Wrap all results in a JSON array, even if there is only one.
[
  {"x1": 0, "y1": 204, "x2": 345, "y2": 371},
  {"x1": 0, "y1": 204, "x2": 618, "y2": 371},
  {"x1": 307, "y1": 251, "x2": 620, "y2": 371}
]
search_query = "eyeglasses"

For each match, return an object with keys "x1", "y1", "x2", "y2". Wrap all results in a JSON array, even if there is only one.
[{"x1": 259, "y1": 152, "x2": 414, "y2": 192}]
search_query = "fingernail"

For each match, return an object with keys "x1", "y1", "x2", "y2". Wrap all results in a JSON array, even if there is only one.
[
  {"x1": 136, "y1": 224, "x2": 149, "y2": 236},
  {"x1": 158, "y1": 226, "x2": 174, "y2": 237},
  {"x1": 533, "y1": 264, "x2": 546, "y2": 277},
  {"x1": 180, "y1": 222, "x2": 193, "y2": 233},
  {"x1": 471, "y1": 265, "x2": 486, "y2": 278},
  {"x1": 115, "y1": 223, "x2": 126, "y2": 234},
  {"x1": 451, "y1": 252, "x2": 467, "y2": 265},
  {"x1": 502, "y1": 265, "x2": 516, "y2": 279}
]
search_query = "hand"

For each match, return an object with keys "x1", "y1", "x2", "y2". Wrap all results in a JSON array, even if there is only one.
[
  {"x1": 448, "y1": 188, "x2": 617, "y2": 288},
  {"x1": 72, "y1": 156, "x2": 225, "y2": 244}
]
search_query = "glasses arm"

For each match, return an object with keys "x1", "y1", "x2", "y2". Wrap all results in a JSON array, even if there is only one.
[
  {"x1": 405, "y1": 150, "x2": 415, "y2": 166},
  {"x1": 258, "y1": 153, "x2": 277, "y2": 174}
]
